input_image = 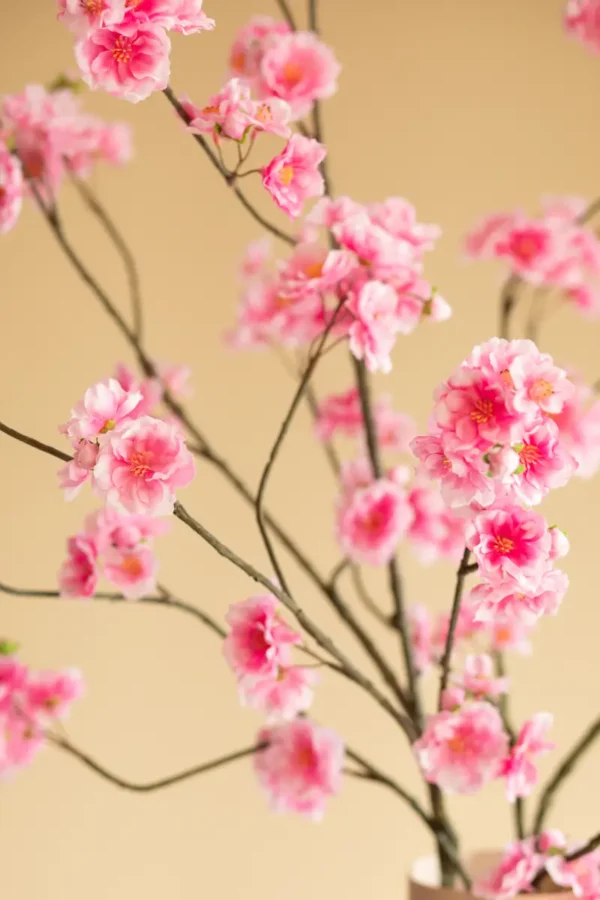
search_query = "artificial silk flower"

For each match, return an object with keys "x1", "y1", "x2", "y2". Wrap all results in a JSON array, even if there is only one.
[{"x1": 262, "y1": 134, "x2": 326, "y2": 219}]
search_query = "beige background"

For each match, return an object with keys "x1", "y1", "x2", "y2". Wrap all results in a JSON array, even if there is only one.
[{"x1": 1, "y1": 0, "x2": 600, "y2": 897}]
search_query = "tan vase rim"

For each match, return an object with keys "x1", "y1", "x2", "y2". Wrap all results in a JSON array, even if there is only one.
[{"x1": 408, "y1": 853, "x2": 573, "y2": 900}]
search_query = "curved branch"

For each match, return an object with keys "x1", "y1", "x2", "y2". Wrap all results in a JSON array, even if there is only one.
[
  {"x1": 172, "y1": 501, "x2": 416, "y2": 740},
  {"x1": 533, "y1": 715, "x2": 600, "y2": 834},
  {"x1": 71, "y1": 174, "x2": 143, "y2": 341},
  {"x1": 49, "y1": 734, "x2": 264, "y2": 792},
  {"x1": 0, "y1": 581, "x2": 226, "y2": 640},
  {"x1": 275, "y1": 0, "x2": 296, "y2": 29},
  {"x1": 437, "y1": 548, "x2": 471, "y2": 710},
  {"x1": 162, "y1": 86, "x2": 295, "y2": 247},
  {"x1": 0, "y1": 420, "x2": 71, "y2": 463},
  {"x1": 255, "y1": 302, "x2": 342, "y2": 595}
]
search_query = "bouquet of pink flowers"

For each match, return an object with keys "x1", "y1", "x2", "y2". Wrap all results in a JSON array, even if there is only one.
[{"x1": 3, "y1": 1, "x2": 600, "y2": 896}]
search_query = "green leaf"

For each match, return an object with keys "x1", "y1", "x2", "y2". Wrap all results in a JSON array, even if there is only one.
[
  {"x1": 0, "y1": 639, "x2": 19, "y2": 656},
  {"x1": 513, "y1": 464, "x2": 526, "y2": 475}
]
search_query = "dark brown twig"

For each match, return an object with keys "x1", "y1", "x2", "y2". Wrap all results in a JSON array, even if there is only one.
[
  {"x1": 255, "y1": 302, "x2": 343, "y2": 595},
  {"x1": 49, "y1": 734, "x2": 265, "y2": 792},
  {"x1": 275, "y1": 0, "x2": 296, "y2": 29},
  {"x1": 70, "y1": 174, "x2": 143, "y2": 341},
  {"x1": 0, "y1": 420, "x2": 72, "y2": 463},
  {"x1": 437, "y1": 548, "x2": 471, "y2": 710},
  {"x1": 0, "y1": 581, "x2": 226, "y2": 639},
  {"x1": 533, "y1": 715, "x2": 600, "y2": 835},
  {"x1": 351, "y1": 357, "x2": 419, "y2": 724}
]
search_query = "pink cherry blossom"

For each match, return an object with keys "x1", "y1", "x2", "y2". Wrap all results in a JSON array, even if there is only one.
[
  {"x1": 113, "y1": 363, "x2": 162, "y2": 416},
  {"x1": 224, "y1": 594, "x2": 301, "y2": 680},
  {"x1": 1, "y1": 712, "x2": 45, "y2": 773},
  {"x1": 501, "y1": 713, "x2": 554, "y2": 802},
  {"x1": 75, "y1": 22, "x2": 171, "y2": 102},
  {"x1": 372, "y1": 398, "x2": 417, "y2": 452},
  {"x1": 431, "y1": 597, "x2": 486, "y2": 662},
  {"x1": 86, "y1": 507, "x2": 169, "y2": 552},
  {"x1": 227, "y1": 276, "x2": 324, "y2": 349},
  {"x1": 411, "y1": 432, "x2": 496, "y2": 510},
  {"x1": 278, "y1": 243, "x2": 356, "y2": 299},
  {"x1": 414, "y1": 701, "x2": 509, "y2": 795},
  {"x1": 466, "y1": 507, "x2": 552, "y2": 591},
  {"x1": 548, "y1": 526, "x2": 570, "y2": 561},
  {"x1": 102, "y1": 545, "x2": 158, "y2": 599},
  {"x1": 367, "y1": 196, "x2": 441, "y2": 255},
  {"x1": 547, "y1": 846, "x2": 600, "y2": 896},
  {"x1": 238, "y1": 665, "x2": 318, "y2": 722},
  {"x1": 487, "y1": 445, "x2": 520, "y2": 479},
  {"x1": 406, "y1": 484, "x2": 466, "y2": 565},
  {"x1": 489, "y1": 618, "x2": 532, "y2": 656},
  {"x1": 441, "y1": 686, "x2": 466, "y2": 711},
  {"x1": 187, "y1": 79, "x2": 258, "y2": 142},
  {"x1": 249, "y1": 98, "x2": 293, "y2": 138},
  {"x1": 239, "y1": 236, "x2": 272, "y2": 279},
  {"x1": 509, "y1": 423, "x2": 577, "y2": 505},
  {"x1": 453, "y1": 654, "x2": 509, "y2": 700},
  {"x1": 257, "y1": 31, "x2": 340, "y2": 119},
  {"x1": 262, "y1": 134, "x2": 326, "y2": 219},
  {"x1": 229, "y1": 16, "x2": 291, "y2": 82},
  {"x1": 61, "y1": 377, "x2": 142, "y2": 442},
  {"x1": 537, "y1": 829, "x2": 567, "y2": 854},
  {"x1": 469, "y1": 568, "x2": 569, "y2": 624},
  {"x1": 408, "y1": 604, "x2": 433, "y2": 674},
  {"x1": 57, "y1": 0, "x2": 127, "y2": 36},
  {"x1": 254, "y1": 719, "x2": 344, "y2": 820},
  {"x1": 333, "y1": 212, "x2": 415, "y2": 277},
  {"x1": 168, "y1": 0, "x2": 214, "y2": 34},
  {"x1": 434, "y1": 368, "x2": 520, "y2": 448},
  {"x1": 315, "y1": 388, "x2": 364, "y2": 441},
  {"x1": 473, "y1": 839, "x2": 544, "y2": 900},
  {"x1": 0, "y1": 144, "x2": 24, "y2": 234},
  {"x1": 93, "y1": 415, "x2": 195, "y2": 515},
  {"x1": 156, "y1": 362, "x2": 192, "y2": 400},
  {"x1": 58, "y1": 534, "x2": 99, "y2": 598},
  {"x1": 336, "y1": 478, "x2": 413, "y2": 566},
  {"x1": 565, "y1": 0, "x2": 600, "y2": 54},
  {"x1": 511, "y1": 352, "x2": 574, "y2": 418},
  {"x1": 24, "y1": 669, "x2": 84, "y2": 725},
  {"x1": 58, "y1": 458, "x2": 93, "y2": 501},
  {"x1": 347, "y1": 280, "x2": 400, "y2": 373},
  {"x1": 338, "y1": 457, "x2": 375, "y2": 495}
]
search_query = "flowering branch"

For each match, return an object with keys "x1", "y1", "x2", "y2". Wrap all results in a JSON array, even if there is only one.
[
  {"x1": 162, "y1": 86, "x2": 295, "y2": 247},
  {"x1": 26, "y1": 170, "x2": 344, "y2": 627},
  {"x1": 0, "y1": 420, "x2": 72, "y2": 463},
  {"x1": 172, "y1": 501, "x2": 416, "y2": 738},
  {"x1": 49, "y1": 734, "x2": 266, "y2": 792},
  {"x1": 70, "y1": 174, "x2": 143, "y2": 341},
  {"x1": 533, "y1": 715, "x2": 600, "y2": 834},
  {"x1": 565, "y1": 833, "x2": 600, "y2": 862}
]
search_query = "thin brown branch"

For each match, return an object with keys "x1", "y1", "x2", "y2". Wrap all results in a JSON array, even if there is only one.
[
  {"x1": 500, "y1": 273, "x2": 522, "y2": 341},
  {"x1": 275, "y1": 0, "x2": 296, "y2": 29},
  {"x1": 438, "y1": 548, "x2": 471, "y2": 710},
  {"x1": 162, "y1": 86, "x2": 295, "y2": 247},
  {"x1": 565, "y1": 833, "x2": 600, "y2": 862},
  {"x1": 172, "y1": 501, "x2": 416, "y2": 739},
  {"x1": 49, "y1": 734, "x2": 265, "y2": 792},
  {"x1": 0, "y1": 581, "x2": 226, "y2": 639},
  {"x1": 351, "y1": 356, "x2": 420, "y2": 725},
  {"x1": 0, "y1": 420, "x2": 72, "y2": 463},
  {"x1": 255, "y1": 302, "x2": 343, "y2": 594},
  {"x1": 533, "y1": 715, "x2": 600, "y2": 834},
  {"x1": 71, "y1": 173, "x2": 143, "y2": 341}
]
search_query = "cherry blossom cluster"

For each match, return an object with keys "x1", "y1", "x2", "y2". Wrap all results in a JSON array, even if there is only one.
[
  {"x1": 59, "y1": 508, "x2": 169, "y2": 600},
  {"x1": 314, "y1": 386, "x2": 466, "y2": 567},
  {"x1": 229, "y1": 195, "x2": 450, "y2": 364},
  {"x1": 565, "y1": 0, "x2": 600, "y2": 54},
  {"x1": 0, "y1": 83, "x2": 131, "y2": 233},
  {"x1": 474, "y1": 832, "x2": 600, "y2": 900},
  {"x1": 466, "y1": 197, "x2": 600, "y2": 318},
  {"x1": 58, "y1": 366, "x2": 195, "y2": 514},
  {"x1": 0, "y1": 643, "x2": 83, "y2": 776},
  {"x1": 58, "y1": 0, "x2": 214, "y2": 103},
  {"x1": 223, "y1": 592, "x2": 343, "y2": 819}
]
